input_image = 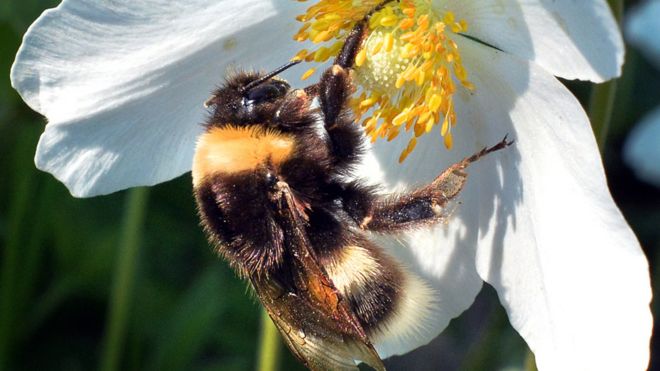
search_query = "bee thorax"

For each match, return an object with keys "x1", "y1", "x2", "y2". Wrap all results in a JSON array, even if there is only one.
[{"x1": 192, "y1": 125, "x2": 295, "y2": 188}]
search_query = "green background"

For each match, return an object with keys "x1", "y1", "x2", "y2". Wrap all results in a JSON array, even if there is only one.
[{"x1": 0, "y1": 1, "x2": 658, "y2": 370}]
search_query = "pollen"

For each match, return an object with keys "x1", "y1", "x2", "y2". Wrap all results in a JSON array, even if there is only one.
[
  {"x1": 301, "y1": 67, "x2": 317, "y2": 80},
  {"x1": 293, "y1": 0, "x2": 473, "y2": 162}
]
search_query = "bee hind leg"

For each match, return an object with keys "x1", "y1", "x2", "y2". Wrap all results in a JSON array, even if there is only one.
[{"x1": 359, "y1": 136, "x2": 514, "y2": 233}]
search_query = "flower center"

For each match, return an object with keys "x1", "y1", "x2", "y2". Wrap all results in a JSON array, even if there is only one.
[{"x1": 293, "y1": 0, "x2": 472, "y2": 162}]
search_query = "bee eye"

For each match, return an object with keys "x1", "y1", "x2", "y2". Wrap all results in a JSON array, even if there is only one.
[{"x1": 245, "y1": 80, "x2": 289, "y2": 103}]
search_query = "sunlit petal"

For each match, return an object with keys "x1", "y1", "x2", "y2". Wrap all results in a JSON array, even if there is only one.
[
  {"x1": 446, "y1": 0, "x2": 624, "y2": 82},
  {"x1": 11, "y1": 1, "x2": 651, "y2": 369},
  {"x1": 11, "y1": 0, "x2": 306, "y2": 196},
  {"x1": 465, "y1": 37, "x2": 651, "y2": 371},
  {"x1": 368, "y1": 35, "x2": 651, "y2": 369}
]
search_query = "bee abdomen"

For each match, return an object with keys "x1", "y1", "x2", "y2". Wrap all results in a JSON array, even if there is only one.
[{"x1": 324, "y1": 243, "x2": 436, "y2": 348}]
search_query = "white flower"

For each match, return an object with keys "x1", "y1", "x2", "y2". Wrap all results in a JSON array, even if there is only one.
[
  {"x1": 11, "y1": 1, "x2": 652, "y2": 370},
  {"x1": 625, "y1": 0, "x2": 660, "y2": 186}
]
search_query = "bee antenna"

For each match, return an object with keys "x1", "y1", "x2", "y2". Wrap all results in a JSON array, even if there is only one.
[{"x1": 241, "y1": 60, "x2": 302, "y2": 93}]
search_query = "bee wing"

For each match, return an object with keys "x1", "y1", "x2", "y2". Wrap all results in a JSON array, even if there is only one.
[
  {"x1": 251, "y1": 275, "x2": 385, "y2": 371},
  {"x1": 249, "y1": 182, "x2": 385, "y2": 371}
]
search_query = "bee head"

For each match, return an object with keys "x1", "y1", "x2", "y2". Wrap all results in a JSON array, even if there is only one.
[{"x1": 205, "y1": 61, "x2": 301, "y2": 126}]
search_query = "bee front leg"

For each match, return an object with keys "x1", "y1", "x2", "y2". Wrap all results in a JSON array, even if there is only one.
[
  {"x1": 315, "y1": 1, "x2": 397, "y2": 170},
  {"x1": 334, "y1": 0, "x2": 397, "y2": 69},
  {"x1": 319, "y1": 0, "x2": 396, "y2": 129},
  {"x1": 359, "y1": 137, "x2": 513, "y2": 233}
]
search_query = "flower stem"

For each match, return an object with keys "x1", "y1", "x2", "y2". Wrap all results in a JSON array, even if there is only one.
[
  {"x1": 588, "y1": 0, "x2": 623, "y2": 152},
  {"x1": 588, "y1": 80, "x2": 618, "y2": 151},
  {"x1": 256, "y1": 309, "x2": 281, "y2": 371},
  {"x1": 524, "y1": 349, "x2": 538, "y2": 371},
  {"x1": 99, "y1": 187, "x2": 149, "y2": 371}
]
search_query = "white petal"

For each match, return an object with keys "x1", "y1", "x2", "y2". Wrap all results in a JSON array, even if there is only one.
[
  {"x1": 369, "y1": 221, "x2": 484, "y2": 358},
  {"x1": 362, "y1": 75, "x2": 493, "y2": 359},
  {"x1": 456, "y1": 37, "x2": 650, "y2": 370},
  {"x1": 626, "y1": 0, "x2": 660, "y2": 68},
  {"x1": 366, "y1": 34, "x2": 651, "y2": 368},
  {"x1": 444, "y1": 0, "x2": 624, "y2": 82},
  {"x1": 11, "y1": 0, "x2": 307, "y2": 196},
  {"x1": 357, "y1": 147, "x2": 484, "y2": 358},
  {"x1": 624, "y1": 107, "x2": 660, "y2": 187}
]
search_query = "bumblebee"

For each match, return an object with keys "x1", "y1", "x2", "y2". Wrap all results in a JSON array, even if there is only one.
[{"x1": 192, "y1": 2, "x2": 511, "y2": 369}]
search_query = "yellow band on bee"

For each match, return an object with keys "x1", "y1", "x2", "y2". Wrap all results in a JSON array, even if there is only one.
[{"x1": 192, "y1": 125, "x2": 295, "y2": 187}]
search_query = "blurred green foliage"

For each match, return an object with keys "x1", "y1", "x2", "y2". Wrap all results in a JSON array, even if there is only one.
[
  {"x1": 0, "y1": 1, "x2": 658, "y2": 371},
  {"x1": 0, "y1": 3, "x2": 285, "y2": 369}
]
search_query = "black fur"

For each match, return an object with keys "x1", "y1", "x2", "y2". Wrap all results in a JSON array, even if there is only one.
[
  {"x1": 195, "y1": 55, "x2": 416, "y2": 335},
  {"x1": 196, "y1": 31, "x2": 439, "y2": 335},
  {"x1": 337, "y1": 238, "x2": 403, "y2": 332}
]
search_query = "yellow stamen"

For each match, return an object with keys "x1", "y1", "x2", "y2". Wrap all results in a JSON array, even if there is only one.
[
  {"x1": 392, "y1": 110, "x2": 409, "y2": 127},
  {"x1": 387, "y1": 127, "x2": 400, "y2": 141},
  {"x1": 380, "y1": 15, "x2": 399, "y2": 27},
  {"x1": 359, "y1": 96, "x2": 378, "y2": 109},
  {"x1": 424, "y1": 116, "x2": 435, "y2": 133},
  {"x1": 444, "y1": 131, "x2": 453, "y2": 149},
  {"x1": 371, "y1": 39, "x2": 384, "y2": 55},
  {"x1": 292, "y1": 49, "x2": 309, "y2": 62},
  {"x1": 356, "y1": 49, "x2": 367, "y2": 67},
  {"x1": 293, "y1": 0, "x2": 473, "y2": 160},
  {"x1": 399, "y1": 138, "x2": 417, "y2": 163},
  {"x1": 384, "y1": 32, "x2": 394, "y2": 52},
  {"x1": 313, "y1": 30, "x2": 333, "y2": 43},
  {"x1": 441, "y1": 117, "x2": 449, "y2": 136},
  {"x1": 301, "y1": 67, "x2": 316, "y2": 80}
]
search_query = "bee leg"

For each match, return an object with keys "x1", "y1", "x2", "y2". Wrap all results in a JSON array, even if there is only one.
[
  {"x1": 317, "y1": 58, "x2": 362, "y2": 169},
  {"x1": 316, "y1": 1, "x2": 397, "y2": 169},
  {"x1": 319, "y1": 0, "x2": 396, "y2": 129},
  {"x1": 334, "y1": 0, "x2": 397, "y2": 69},
  {"x1": 358, "y1": 137, "x2": 514, "y2": 232}
]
